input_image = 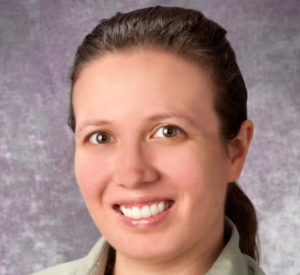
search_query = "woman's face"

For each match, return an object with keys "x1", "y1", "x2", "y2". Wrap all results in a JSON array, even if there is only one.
[{"x1": 73, "y1": 50, "x2": 237, "y2": 261}]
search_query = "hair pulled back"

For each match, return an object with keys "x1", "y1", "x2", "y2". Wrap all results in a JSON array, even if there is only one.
[{"x1": 68, "y1": 6, "x2": 259, "y2": 261}]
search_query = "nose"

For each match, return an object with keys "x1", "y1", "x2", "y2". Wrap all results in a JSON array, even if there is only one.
[{"x1": 112, "y1": 140, "x2": 159, "y2": 189}]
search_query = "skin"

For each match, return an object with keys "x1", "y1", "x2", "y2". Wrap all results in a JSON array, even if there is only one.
[{"x1": 72, "y1": 49, "x2": 254, "y2": 275}]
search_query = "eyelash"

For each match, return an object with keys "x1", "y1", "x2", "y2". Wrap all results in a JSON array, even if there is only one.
[{"x1": 85, "y1": 124, "x2": 185, "y2": 145}]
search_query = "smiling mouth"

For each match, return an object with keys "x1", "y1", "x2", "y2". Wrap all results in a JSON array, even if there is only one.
[{"x1": 114, "y1": 200, "x2": 174, "y2": 219}]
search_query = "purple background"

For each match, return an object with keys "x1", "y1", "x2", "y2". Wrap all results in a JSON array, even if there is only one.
[{"x1": 0, "y1": 1, "x2": 299, "y2": 274}]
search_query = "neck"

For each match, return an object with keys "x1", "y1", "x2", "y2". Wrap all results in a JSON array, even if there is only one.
[{"x1": 112, "y1": 220, "x2": 225, "y2": 275}]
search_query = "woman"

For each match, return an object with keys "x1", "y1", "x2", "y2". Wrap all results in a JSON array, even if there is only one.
[{"x1": 32, "y1": 6, "x2": 265, "y2": 275}]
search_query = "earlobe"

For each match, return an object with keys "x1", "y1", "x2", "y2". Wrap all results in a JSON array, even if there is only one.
[{"x1": 230, "y1": 138, "x2": 243, "y2": 164}]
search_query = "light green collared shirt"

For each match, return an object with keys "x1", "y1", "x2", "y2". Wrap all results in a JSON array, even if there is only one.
[{"x1": 31, "y1": 217, "x2": 266, "y2": 275}]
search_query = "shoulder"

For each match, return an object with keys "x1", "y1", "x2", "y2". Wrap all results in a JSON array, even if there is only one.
[
  {"x1": 30, "y1": 257, "x2": 85, "y2": 275},
  {"x1": 30, "y1": 237, "x2": 110, "y2": 275}
]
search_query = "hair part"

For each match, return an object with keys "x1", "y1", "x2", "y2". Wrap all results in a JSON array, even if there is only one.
[{"x1": 68, "y1": 5, "x2": 259, "y2": 262}]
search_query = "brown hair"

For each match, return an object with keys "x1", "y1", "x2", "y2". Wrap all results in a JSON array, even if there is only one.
[{"x1": 68, "y1": 6, "x2": 259, "y2": 262}]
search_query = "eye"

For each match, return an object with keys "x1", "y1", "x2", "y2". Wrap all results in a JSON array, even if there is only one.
[
  {"x1": 88, "y1": 132, "x2": 114, "y2": 145},
  {"x1": 153, "y1": 125, "x2": 183, "y2": 139}
]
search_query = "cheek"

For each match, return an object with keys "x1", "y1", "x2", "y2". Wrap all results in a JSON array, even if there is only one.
[
  {"x1": 157, "y1": 143, "x2": 227, "y2": 206},
  {"x1": 74, "y1": 149, "x2": 111, "y2": 201}
]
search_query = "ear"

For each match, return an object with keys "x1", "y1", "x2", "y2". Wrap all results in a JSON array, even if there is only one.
[{"x1": 227, "y1": 119, "x2": 254, "y2": 182}]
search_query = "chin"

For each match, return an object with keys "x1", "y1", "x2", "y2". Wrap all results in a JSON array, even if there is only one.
[
  {"x1": 112, "y1": 233, "x2": 183, "y2": 262},
  {"x1": 121, "y1": 245, "x2": 177, "y2": 262}
]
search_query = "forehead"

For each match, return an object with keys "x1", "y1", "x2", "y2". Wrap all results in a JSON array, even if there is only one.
[{"x1": 72, "y1": 49, "x2": 217, "y2": 129}]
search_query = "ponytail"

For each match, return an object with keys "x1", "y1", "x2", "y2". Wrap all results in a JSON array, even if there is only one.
[{"x1": 225, "y1": 181, "x2": 260, "y2": 262}]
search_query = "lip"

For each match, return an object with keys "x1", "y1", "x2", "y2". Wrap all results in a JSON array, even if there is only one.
[{"x1": 112, "y1": 198, "x2": 175, "y2": 229}]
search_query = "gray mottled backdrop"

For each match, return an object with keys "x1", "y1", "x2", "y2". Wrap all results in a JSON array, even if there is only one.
[{"x1": 0, "y1": 1, "x2": 299, "y2": 274}]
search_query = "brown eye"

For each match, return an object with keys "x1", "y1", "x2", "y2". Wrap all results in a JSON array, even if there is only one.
[
  {"x1": 89, "y1": 132, "x2": 113, "y2": 144},
  {"x1": 154, "y1": 125, "x2": 182, "y2": 138}
]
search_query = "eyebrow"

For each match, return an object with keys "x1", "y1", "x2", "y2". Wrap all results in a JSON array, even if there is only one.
[{"x1": 75, "y1": 112, "x2": 199, "y2": 138}]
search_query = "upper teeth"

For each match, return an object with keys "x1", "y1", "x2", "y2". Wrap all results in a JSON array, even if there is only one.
[{"x1": 120, "y1": 201, "x2": 170, "y2": 219}]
